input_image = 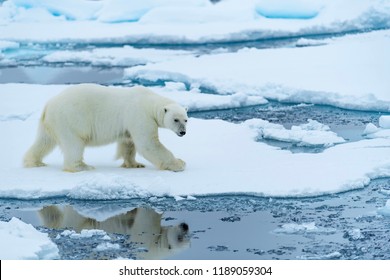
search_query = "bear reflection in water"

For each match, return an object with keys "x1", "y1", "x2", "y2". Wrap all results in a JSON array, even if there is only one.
[{"x1": 39, "y1": 206, "x2": 190, "y2": 259}]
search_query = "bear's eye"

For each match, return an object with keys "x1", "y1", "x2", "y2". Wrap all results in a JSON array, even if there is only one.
[
  {"x1": 174, "y1": 119, "x2": 179, "y2": 122},
  {"x1": 184, "y1": 120, "x2": 188, "y2": 123}
]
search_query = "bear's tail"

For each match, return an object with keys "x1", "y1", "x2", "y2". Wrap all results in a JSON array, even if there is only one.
[{"x1": 23, "y1": 110, "x2": 57, "y2": 168}]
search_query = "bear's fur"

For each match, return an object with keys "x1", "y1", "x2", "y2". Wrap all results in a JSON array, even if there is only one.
[{"x1": 23, "y1": 84, "x2": 188, "y2": 172}]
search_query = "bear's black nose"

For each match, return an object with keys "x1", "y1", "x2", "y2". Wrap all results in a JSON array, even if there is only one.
[
  {"x1": 179, "y1": 222, "x2": 189, "y2": 232},
  {"x1": 180, "y1": 131, "x2": 186, "y2": 136}
]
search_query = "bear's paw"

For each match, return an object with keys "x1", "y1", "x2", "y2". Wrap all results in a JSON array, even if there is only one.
[{"x1": 121, "y1": 162, "x2": 146, "y2": 169}]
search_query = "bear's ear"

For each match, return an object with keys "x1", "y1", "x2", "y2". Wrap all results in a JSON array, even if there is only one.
[{"x1": 185, "y1": 107, "x2": 188, "y2": 112}]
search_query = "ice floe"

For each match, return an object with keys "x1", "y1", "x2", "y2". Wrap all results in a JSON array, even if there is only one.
[
  {"x1": 0, "y1": 84, "x2": 390, "y2": 200},
  {"x1": 124, "y1": 30, "x2": 390, "y2": 112},
  {"x1": 0, "y1": 0, "x2": 389, "y2": 44},
  {"x1": 364, "y1": 116, "x2": 390, "y2": 139},
  {"x1": 272, "y1": 222, "x2": 336, "y2": 234},
  {"x1": 377, "y1": 200, "x2": 390, "y2": 216},
  {"x1": 245, "y1": 118, "x2": 345, "y2": 147},
  {"x1": 0, "y1": 217, "x2": 59, "y2": 259}
]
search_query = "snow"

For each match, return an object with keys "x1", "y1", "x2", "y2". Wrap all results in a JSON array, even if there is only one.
[
  {"x1": 155, "y1": 83, "x2": 267, "y2": 112},
  {"x1": 0, "y1": 0, "x2": 389, "y2": 44},
  {"x1": 42, "y1": 47, "x2": 194, "y2": 67},
  {"x1": 125, "y1": 30, "x2": 390, "y2": 112},
  {"x1": 3, "y1": 0, "x2": 102, "y2": 21},
  {"x1": 346, "y1": 228, "x2": 364, "y2": 240},
  {"x1": 94, "y1": 242, "x2": 120, "y2": 252},
  {"x1": 255, "y1": 0, "x2": 322, "y2": 19},
  {"x1": 379, "y1": 116, "x2": 390, "y2": 129},
  {"x1": 1, "y1": 0, "x2": 390, "y2": 260},
  {"x1": 377, "y1": 200, "x2": 390, "y2": 216},
  {"x1": 0, "y1": 217, "x2": 59, "y2": 259},
  {"x1": 59, "y1": 229, "x2": 110, "y2": 239},
  {"x1": 245, "y1": 119, "x2": 345, "y2": 147},
  {"x1": 1, "y1": 83, "x2": 390, "y2": 200},
  {"x1": 272, "y1": 222, "x2": 336, "y2": 234},
  {"x1": 294, "y1": 38, "x2": 328, "y2": 47},
  {"x1": 363, "y1": 117, "x2": 390, "y2": 140},
  {"x1": 0, "y1": 40, "x2": 19, "y2": 51}
]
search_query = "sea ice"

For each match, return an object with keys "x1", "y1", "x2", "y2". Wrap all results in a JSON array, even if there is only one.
[
  {"x1": 272, "y1": 222, "x2": 336, "y2": 234},
  {"x1": 1, "y1": 0, "x2": 389, "y2": 44},
  {"x1": 379, "y1": 116, "x2": 390, "y2": 129},
  {"x1": 245, "y1": 119, "x2": 345, "y2": 147},
  {"x1": 42, "y1": 46, "x2": 194, "y2": 67},
  {"x1": 124, "y1": 30, "x2": 390, "y2": 112},
  {"x1": 94, "y1": 242, "x2": 121, "y2": 252},
  {"x1": 363, "y1": 117, "x2": 390, "y2": 139},
  {"x1": 377, "y1": 200, "x2": 390, "y2": 216},
  {"x1": 0, "y1": 217, "x2": 59, "y2": 259}
]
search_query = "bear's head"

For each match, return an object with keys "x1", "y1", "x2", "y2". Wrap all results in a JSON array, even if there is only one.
[{"x1": 163, "y1": 104, "x2": 188, "y2": 137}]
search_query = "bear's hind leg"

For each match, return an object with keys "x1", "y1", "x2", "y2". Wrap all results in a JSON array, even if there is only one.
[
  {"x1": 59, "y1": 135, "x2": 94, "y2": 172},
  {"x1": 24, "y1": 123, "x2": 56, "y2": 168},
  {"x1": 117, "y1": 138, "x2": 145, "y2": 168}
]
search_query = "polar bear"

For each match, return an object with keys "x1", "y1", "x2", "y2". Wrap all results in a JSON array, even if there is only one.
[{"x1": 23, "y1": 84, "x2": 188, "y2": 172}]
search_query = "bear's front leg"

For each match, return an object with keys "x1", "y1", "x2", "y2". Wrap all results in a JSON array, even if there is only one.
[
  {"x1": 133, "y1": 132, "x2": 185, "y2": 172},
  {"x1": 160, "y1": 157, "x2": 186, "y2": 172},
  {"x1": 143, "y1": 144, "x2": 186, "y2": 172}
]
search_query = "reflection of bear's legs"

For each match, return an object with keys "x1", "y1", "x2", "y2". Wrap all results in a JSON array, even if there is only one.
[
  {"x1": 117, "y1": 137, "x2": 145, "y2": 168},
  {"x1": 39, "y1": 206, "x2": 64, "y2": 228},
  {"x1": 58, "y1": 133, "x2": 94, "y2": 172},
  {"x1": 24, "y1": 123, "x2": 56, "y2": 167}
]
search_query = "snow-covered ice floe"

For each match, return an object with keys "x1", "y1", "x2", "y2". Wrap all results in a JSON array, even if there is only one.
[
  {"x1": 377, "y1": 200, "x2": 390, "y2": 216},
  {"x1": 272, "y1": 222, "x2": 336, "y2": 235},
  {"x1": 125, "y1": 30, "x2": 390, "y2": 112},
  {"x1": 155, "y1": 82, "x2": 267, "y2": 112},
  {"x1": 245, "y1": 119, "x2": 345, "y2": 147},
  {"x1": 59, "y1": 229, "x2": 110, "y2": 240},
  {"x1": 0, "y1": 218, "x2": 59, "y2": 259},
  {"x1": 0, "y1": 0, "x2": 389, "y2": 44},
  {"x1": 0, "y1": 40, "x2": 19, "y2": 51},
  {"x1": 0, "y1": 83, "x2": 390, "y2": 200},
  {"x1": 41, "y1": 47, "x2": 195, "y2": 67},
  {"x1": 364, "y1": 116, "x2": 390, "y2": 140}
]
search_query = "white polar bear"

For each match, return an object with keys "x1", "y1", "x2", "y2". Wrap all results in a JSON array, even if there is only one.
[{"x1": 23, "y1": 84, "x2": 188, "y2": 172}]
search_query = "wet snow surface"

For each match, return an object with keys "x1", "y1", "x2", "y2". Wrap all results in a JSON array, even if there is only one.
[{"x1": 1, "y1": 0, "x2": 390, "y2": 260}]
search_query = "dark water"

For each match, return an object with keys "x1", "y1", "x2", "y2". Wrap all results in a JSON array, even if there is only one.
[
  {"x1": 0, "y1": 66, "x2": 125, "y2": 84},
  {"x1": 2, "y1": 178, "x2": 390, "y2": 260}
]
